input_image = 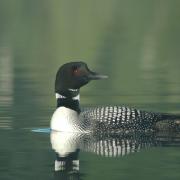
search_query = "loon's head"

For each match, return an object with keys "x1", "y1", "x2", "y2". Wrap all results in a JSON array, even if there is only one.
[{"x1": 55, "y1": 61, "x2": 108, "y2": 99}]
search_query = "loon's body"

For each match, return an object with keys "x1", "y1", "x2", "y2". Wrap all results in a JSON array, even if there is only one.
[
  {"x1": 82, "y1": 106, "x2": 180, "y2": 132},
  {"x1": 51, "y1": 62, "x2": 180, "y2": 132}
]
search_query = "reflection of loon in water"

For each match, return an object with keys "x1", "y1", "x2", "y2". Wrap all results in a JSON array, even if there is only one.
[
  {"x1": 51, "y1": 130, "x2": 180, "y2": 179},
  {"x1": 51, "y1": 62, "x2": 180, "y2": 133},
  {"x1": 51, "y1": 131, "x2": 156, "y2": 177}
]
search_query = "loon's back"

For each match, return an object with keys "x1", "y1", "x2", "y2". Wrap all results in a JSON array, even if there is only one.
[{"x1": 81, "y1": 106, "x2": 180, "y2": 132}]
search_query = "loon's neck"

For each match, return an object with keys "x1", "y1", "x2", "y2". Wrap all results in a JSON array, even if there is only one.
[{"x1": 56, "y1": 92, "x2": 81, "y2": 114}]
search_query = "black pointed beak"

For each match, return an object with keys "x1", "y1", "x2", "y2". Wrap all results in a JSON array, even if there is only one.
[{"x1": 88, "y1": 71, "x2": 108, "y2": 80}]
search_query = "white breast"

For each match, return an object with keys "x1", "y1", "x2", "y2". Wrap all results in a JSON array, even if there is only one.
[
  {"x1": 50, "y1": 107, "x2": 81, "y2": 132},
  {"x1": 50, "y1": 130, "x2": 81, "y2": 157}
]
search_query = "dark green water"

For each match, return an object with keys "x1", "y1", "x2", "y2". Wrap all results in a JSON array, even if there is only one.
[{"x1": 0, "y1": 1, "x2": 180, "y2": 179}]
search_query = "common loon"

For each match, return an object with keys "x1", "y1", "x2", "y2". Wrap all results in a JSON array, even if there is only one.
[{"x1": 51, "y1": 61, "x2": 180, "y2": 132}]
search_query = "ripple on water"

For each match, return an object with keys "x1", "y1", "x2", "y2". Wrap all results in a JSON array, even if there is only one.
[{"x1": 0, "y1": 48, "x2": 13, "y2": 130}]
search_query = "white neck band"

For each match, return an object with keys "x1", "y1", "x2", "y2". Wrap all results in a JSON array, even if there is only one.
[
  {"x1": 68, "y1": 88, "x2": 79, "y2": 92},
  {"x1": 55, "y1": 93, "x2": 80, "y2": 101}
]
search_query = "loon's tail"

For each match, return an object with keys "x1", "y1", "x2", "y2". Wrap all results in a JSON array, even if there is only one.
[
  {"x1": 160, "y1": 113, "x2": 180, "y2": 121},
  {"x1": 156, "y1": 113, "x2": 180, "y2": 131}
]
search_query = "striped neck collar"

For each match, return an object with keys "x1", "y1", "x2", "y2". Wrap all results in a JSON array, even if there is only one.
[{"x1": 55, "y1": 93, "x2": 80, "y2": 101}]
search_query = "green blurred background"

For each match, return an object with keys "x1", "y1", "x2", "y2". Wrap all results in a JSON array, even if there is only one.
[
  {"x1": 0, "y1": 1, "x2": 180, "y2": 179},
  {"x1": 1, "y1": 0, "x2": 180, "y2": 107}
]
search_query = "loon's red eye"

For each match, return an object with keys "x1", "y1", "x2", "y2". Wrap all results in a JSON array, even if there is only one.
[{"x1": 72, "y1": 66, "x2": 80, "y2": 75}]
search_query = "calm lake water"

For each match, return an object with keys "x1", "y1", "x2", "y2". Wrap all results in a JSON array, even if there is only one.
[{"x1": 0, "y1": 1, "x2": 180, "y2": 180}]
